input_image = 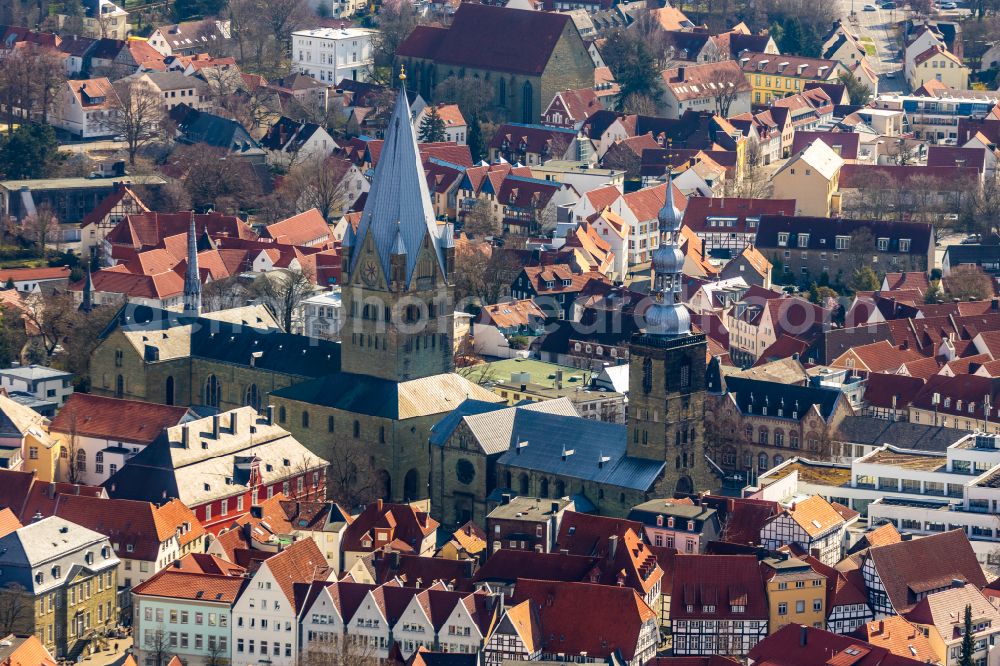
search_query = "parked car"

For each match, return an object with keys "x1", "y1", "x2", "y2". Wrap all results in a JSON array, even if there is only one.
[
  {"x1": 863, "y1": 3, "x2": 877, "y2": 9},
  {"x1": 938, "y1": 2, "x2": 957, "y2": 9},
  {"x1": 880, "y1": 1, "x2": 896, "y2": 8}
]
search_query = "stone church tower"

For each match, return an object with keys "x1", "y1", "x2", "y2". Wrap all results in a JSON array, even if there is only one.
[
  {"x1": 627, "y1": 180, "x2": 718, "y2": 495},
  {"x1": 340, "y1": 71, "x2": 456, "y2": 382}
]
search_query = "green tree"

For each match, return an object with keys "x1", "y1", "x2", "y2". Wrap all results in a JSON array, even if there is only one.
[
  {"x1": 960, "y1": 604, "x2": 974, "y2": 666},
  {"x1": 808, "y1": 283, "x2": 838, "y2": 304},
  {"x1": 924, "y1": 281, "x2": 944, "y2": 303},
  {"x1": 0, "y1": 124, "x2": 64, "y2": 180},
  {"x1": 467, "y1": 116, "x2": 486, "y2": 162},
  {"x1": 848, "y1": 266, "x2": 880, "y2": 292},
  {"x1": 601, "y1": 30, "x2": 661, "y2": 111},
  {"x1": 839, "y1": 71, "x2": 873, "y2": 105},
  {"x1": 174, "y1": 0, "x2": 227, "y2": 20},
  {"x1": 418, "y1": 106, "x2": 447, "y2": 143}
]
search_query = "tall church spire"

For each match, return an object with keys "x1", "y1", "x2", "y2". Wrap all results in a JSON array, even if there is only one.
[
  {"x1": 643, "y1": 177, "x2": 690, "y2": 336},
  {"x1": 348, "y1": 68, "x2": 447, "y2": 288},
  {"x1": 79, "y1": 265, "x2": 94, "y2": 313},
  {"x1": 183, "y1": 213, "x2": 201, "y2": 314}
]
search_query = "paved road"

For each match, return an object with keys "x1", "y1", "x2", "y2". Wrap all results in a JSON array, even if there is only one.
[
  {"x1": 839, "y1": 0, "x2": 909, "y2": 92},
  {"x1": 59, "y1": 139, "x2": 129, "y2": 153}
]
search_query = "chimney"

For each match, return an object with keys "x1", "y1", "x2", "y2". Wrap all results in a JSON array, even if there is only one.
[
  {"x1": 800, "y1": 625, "x2": 808, "y2": 647},
  {"x1": 250, "y1": 504, "x2": 263, "y2": 519},
  {"x1": 609, "y1": 534, "x2": 619, "y2": 559},
  {"x1": 501, "y1": 493, "x2": 511, "y2": 505},
  {"x1": 550, "y1": 501, "x2": 559, "y2": 513},
  {"x1": 677, "y1": 66, "x2": 686, "y2": 80},
  {"x1": 231, "y1": 410, "x2": 239, "y2": 434},
  {"x1": 173, "y1": 559, "x2": 181, "y2": 568},
  {"x1": 266, "y1": 405, "x2": 275, "y2": 425},
  {"x1": 181, "y1": 423, "x2": 190, "y2": 448},
  {"x1": 212, "y1": 414, "x2": 220, "y2": 439},
  {"x1": 992, "y1": 298, "x2": 998, "y2": 312}
]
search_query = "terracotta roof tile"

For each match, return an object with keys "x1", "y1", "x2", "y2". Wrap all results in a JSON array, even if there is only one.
[
  {"x1": 50, "y1": 393, "x2": 189, "y2": 445},
  {"x1": 131, "y1": 569, "x2": 245, "y2": 603}
]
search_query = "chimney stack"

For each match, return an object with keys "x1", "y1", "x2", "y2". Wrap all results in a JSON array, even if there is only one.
[
  {"x1": 181, "y1": 423, "x2": 190, "y2": 448},
  {"x1": 212, "y1": 414, "x2": 220, "y2": 439},
  {"x1": 501, "y1": 493, "x2": 511, "y2": 505},
  {"x1": 266, "y1": 405, "x2": 275, "y2": 425},
  {"x1": 609, "y1": 534, "x2": 619, "y2": 559},
  {"x1": 800, "y1": 625, "x2": 808, "y2": 647}
]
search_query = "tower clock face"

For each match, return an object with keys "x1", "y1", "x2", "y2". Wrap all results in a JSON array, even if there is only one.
[{"x1": 361, "y1": 260, "x2": 378, "y2": 286}]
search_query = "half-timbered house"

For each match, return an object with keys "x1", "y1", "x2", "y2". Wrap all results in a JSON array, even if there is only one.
[{"x1": 759, "y1": 495, "x2": 849, "y2": 565}]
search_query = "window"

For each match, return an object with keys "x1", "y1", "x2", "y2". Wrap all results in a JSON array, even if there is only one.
[
  {"x1": 204, "y1": 375, "x2": 221, "y2": 408},
  {"x1": 798, "y1": 233, "x2": 809, "y2": 248},
  {"x1": 795, "y1": 600, "x2": 805, "y2": 613},
  {"x1": 245, "y1": 384, "x2": 260, "y2": 410},
  {"x1": 778, "y1": 602, "x2": 787, "y2": 615},
  {"x1": 302, "y1": 411, "x2": 310, "y2": 428},
  {"x1": 835, "y1": 236, "x2": 850, "y2": 250},
  {"x1": 877, "y1": 238, "x2": 889, "y2": 251},
  {"x1": 778, "y1": 232, "x2": 789, "y2": 246}
]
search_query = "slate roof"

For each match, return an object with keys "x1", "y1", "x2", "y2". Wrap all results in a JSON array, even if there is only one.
[
  {"x1": 397, "y1": 4, "x2": 572, "y2": 76},
  {"x1": 348, "y1": 87, "x2": 447, "y2": 287},
  {"x1": 0, "y1": 516, "x2": 111, "y2": 575},
  {"x1": 836, "y1": 416, "x2": 966, "y2": 452},
  {"x1": 189, "y1": 318, "x2": 339, "y2": 378},
  {"x1": 272, "y1": 372, "x2": 501, "y2": 420},
  {"x1": 755, "y1": 215, "x2": 933, "y2": 256},
  {"x1": 429, "y1": 397, "x2": 578, "y2": 453},
  {"x1": 494, "y1": 410, "x2": 663, "y2": 491},
  {"x1": 168, "y1": 103, "x2": 261, "y2": 153},
  {"x1": 725, "y1": 375, "x2": 842, "y2": 421},
  {"x1": 790, "y1": 131, "x2": 860, "y2": 160}
]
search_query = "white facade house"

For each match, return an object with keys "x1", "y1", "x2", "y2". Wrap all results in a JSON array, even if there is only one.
[
  {"x1": 232, "y1": 540, "x2": 331, "y2": 666},
  {"x1": 300, "y1": 288, "x2": 343, "y2": 341},
  {"x1": 350, "y1": 586, "x2": 394, "y2": 658},
  {"x1": 291, "y1": 28, "x2": 375, "y2": 85},
  {"x1": 759, "y1": 495, "x2": 848, "y2": 565},
  {"x1": 0, "y1": 365, "x2": 73, "y2": 407},
  {"x1": 50, "y1": 78, "x2": 120, "y2": 139}
]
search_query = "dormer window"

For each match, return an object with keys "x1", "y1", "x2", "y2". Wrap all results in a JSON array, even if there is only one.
[
  {"x1": 667, "y1": 517, "x2": 675, "y2": 528},
  {"x1": 51, "y1": 566, "x2": 61, "y2": 578},
  {"x1": 545, "y1": 280, "x2": 554, "y2": 289},
  {"x1": 778, "y1": 232, "x2": 789, "y2": 247},
  {"x1": 656, "y1": 515, "x2": 664, "y2": 527},
  {"x1": 877, "y1": 238, "x2": 889, "y2": 251},
  {"x1": 561, "y1": 279, "x2": 571, "y2": 287},
  {"x1": 687, "y1": 520, "x2": 695, "y2": 531},
  {"x1": 798, "y1": 234, "x2": 809, "y2": 248},
  {"x1": 900, "y1": 239, "x2": 911, "y2": 252}
]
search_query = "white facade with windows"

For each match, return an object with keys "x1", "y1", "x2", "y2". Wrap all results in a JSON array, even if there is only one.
[
  {"x1": 231, "y1": 563, "x2": 302, "y2": 665},
  {"x1": 291, "y1": 28, "x2": 375, "y2": 84}
]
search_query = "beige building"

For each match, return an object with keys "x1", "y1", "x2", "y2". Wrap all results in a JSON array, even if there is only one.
[
  {"x1": 906, "y1": 45, "x2": 969, "y2": 91},
  {"x1": 771, "y1": 140, "x2": 844, "y2": 217},
  {"x1": 761, "y1": 555, "x2": 827, "y2": 634}
]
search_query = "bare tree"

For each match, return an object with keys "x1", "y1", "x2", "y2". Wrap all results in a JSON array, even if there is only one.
[
  {"x1": 203, "y1": 276, "x2": 252, "y2": 312},
  {"x1": 300, "y1": 633, "x2": 379, "y2": 666},
  {"x1": 709, "y1": 66, "x2": 750, "y2": 117},
  {"x1": 619, "y1": 92, "x2": 659, "y2": 116},
  {"x1": 143, "y1": 628, "x2": 172, "y2": 666},
  {"x1": 20, "y1": 292, "x2": 80, "y2": 358},
  {"x1": 106, "y1": 77, "x2": 164, "y2": 166},
  {"x1": 253, "y1": 267, "x2": 316, "y2": 332},
  {"x1": 0, "y1": 583, "x2": 31, "y2": 636},
  {"x1": 454, "y1": 242, "x2": 520, "y2": 306},
  {"x1": 461, "y1": 200, "x2": 502, "y2": 237},
  {"x1": 19, "y1": 203, "x2": 60, "y2": 256},
  {"x1": 885, "y1": 138, "x2": 921, "y2": 166},
  {"x1": 205, "y1": 639, "x2": 227, "y2": 666},
  {"x1": 371, "y1": 0, "x2": 419, "y2": 73},
  {"x1": 325, "y1": 439, "x2": 384, "y2": 510},
  {"x1": 944, "y1": 265, "x2": 994, "y2": 301},
  {"x1": 281, "y1": 155, "x2": 354, "y2": 222},
  {"x1": 168, "y1": 144, "x2": 263, "y2": 213}
]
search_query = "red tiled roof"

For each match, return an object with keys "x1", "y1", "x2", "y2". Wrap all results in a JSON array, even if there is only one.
[
  {"x1": 671, "y1": 554, "x2": 768, "y2": 620},
  {"x1": 749, "y1": 624, "x2": 926, "y2": 666},
  {"x1": 131, "y1": 569, "x2": 245, "y2": 603},
  {"x1": 837, "y1": 340, "x2": 926, "y2": 373},
  {"x1": 683, "y1": 197, "x2": 796, "y2": 234},
  {"x1": 0, "y1": 507, "x2": 22, "y2": 538},
  {"x1": 264, "y1": 208, "x2": 331, "y2": 246},
  {"x1": 50, "y1": 393, "x2": 189, "y2": 445},
  {"x1": 0, "y1": 469, "x2": 106, "y2": 523},
  {"x1": 867, "y1": 529, "x2": 986, "y2": 614},
  {"x1": 513, "y1": 579, "x2": 656, "y2": 660},
  {"x1": 173, "y1": 552, "x2": 246, "y2": 576},
  {"x1": 861, "y1": 373, "x2": 925, "y2": 410},
  {"x1": 341, "y1": 499, "x2": 438, "y2": 553},
  {"x1": 0, "y1": 266, "x2": 70, "y2": 282},
  {"x1": 926, "y1": 145, "x2": 986, "y2": 172},
  {"x1": 398, "y1": 4, "x2": 572, "y2": 76},
  {"x1": 790, "y1": 131, "x2": 860, "y2": 160},
  {"x1": 851, "y1": 616, "x2": 936, "y2": 663},
  {"x1": 622, "y1": 181, "x2": 688, "y2": 223},
  {"x1": 54, "y1": 495, "x2": 204, "y2": 561},
  {"x1": 661, "y1": 60, "x2": 750, "y2": 101},
  {"x1": 262, "y1": 538, "x2": 331, "y2": 610},
  {"x1": 552, "y1": 88, "x2": 602, "y2": 122},
  {"x1": 478, "y1": 299, "x2": 546, "y2": 329},
  {"x1": 839, "y1": 164, "x2": 981, "y2": 190}
]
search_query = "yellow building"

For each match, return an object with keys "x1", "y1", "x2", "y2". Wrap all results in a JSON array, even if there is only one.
[
  {"x1": 762, "y1": 555, "x2": 827, "y2": 635},
  {"x1": 739, "y1": 52, "x2": 846, "y2": 105},
  {"x1": 771, "y1": 139, "x2": 844, "y2": 217},
  {"x1": 21, "y1": 428, "x2": 61, "y2": 482},
  {"x1": 906, "y1": 45, "x2": 969, "y2": 92}
]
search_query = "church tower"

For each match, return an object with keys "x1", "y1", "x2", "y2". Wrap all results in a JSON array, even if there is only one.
[
  {"x1": 627, "y1": 179, "x2": 717, "y2": 495},
  {"x1": 183, "y1": 214, "x2": 201, "y2": 315},
  {"x1": 340, "y1": 71, "x2": 456, "y2": 382}
]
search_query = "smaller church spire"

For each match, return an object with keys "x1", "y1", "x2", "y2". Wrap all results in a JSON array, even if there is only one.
[
  {"x1": 183, "y1": 213, "x2": 202, "y2": 315},
  {"x1": 79, "y1": 265, "x2": 94, "y2": 313}
]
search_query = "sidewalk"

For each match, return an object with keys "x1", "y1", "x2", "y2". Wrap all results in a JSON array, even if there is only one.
[{"x1": 76, "y1": 636, "x2": 133, "y2": 666}]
